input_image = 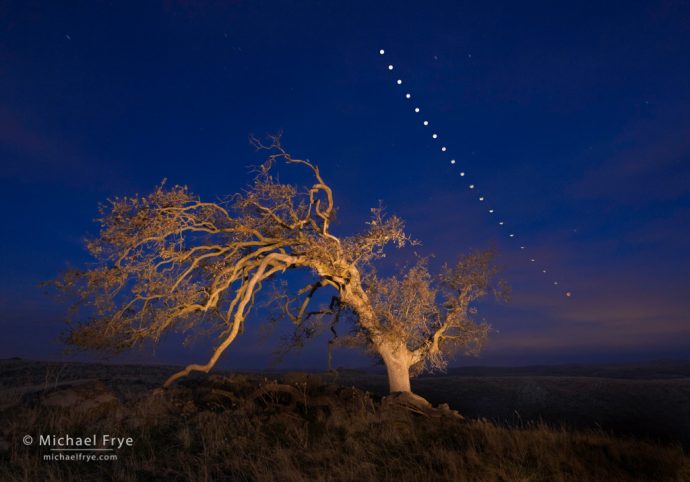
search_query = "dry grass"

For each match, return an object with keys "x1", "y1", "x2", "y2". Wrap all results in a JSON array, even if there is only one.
[{"x1": 0, "y1": 372, "x2": 688, "y2": 482}]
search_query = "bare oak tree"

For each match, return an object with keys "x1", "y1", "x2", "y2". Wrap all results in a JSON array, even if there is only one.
[{"x1": 54, "y1": 136, "x2": 502, "y2": 394}]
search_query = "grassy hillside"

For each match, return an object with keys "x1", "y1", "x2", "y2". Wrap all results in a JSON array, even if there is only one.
[{"x1": 0, "y1": 359, "x2": 688, "y2": 481}]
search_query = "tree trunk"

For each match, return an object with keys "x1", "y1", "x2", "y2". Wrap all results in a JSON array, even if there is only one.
[
  {"x1": 339, "y1": 280, "x2": 413, "y2": 393},
  {"x1": 385, "y1": 357, "x2": 412, "y2": 392},
  {"x1": 380, "y1": 344, "x2": 413, "y2": 393}
]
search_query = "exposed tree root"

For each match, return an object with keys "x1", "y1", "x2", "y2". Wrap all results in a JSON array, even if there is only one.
[{"x1": 382, "y1": 391, "x2": 464, "y2": 419}]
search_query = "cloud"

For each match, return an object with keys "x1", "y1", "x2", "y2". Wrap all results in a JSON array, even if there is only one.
[
  {"x1": 0, "y1": 106, "x2": 61, "y2": 161},
  {"x1": 571, "y1": 113, "x2": 690, "y2": 206},
  {"x1": 482, "y1": 262, "x2": 690, "y2": 359},
  {"x1": 0, "y1": 106, "x2": 127, "y2": 189},
  {"x1": 622, "y1": 205, "x2": 690, "y2": 248}
]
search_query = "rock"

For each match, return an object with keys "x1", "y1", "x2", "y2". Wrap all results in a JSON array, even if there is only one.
[{"x1": 437, "y1": 403, "x2": 464, "y2": 420}]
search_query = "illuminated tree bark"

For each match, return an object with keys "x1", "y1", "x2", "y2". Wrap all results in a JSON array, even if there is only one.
[{"x1": 54, "y1": 135, "x2": 502, "y2": 396}]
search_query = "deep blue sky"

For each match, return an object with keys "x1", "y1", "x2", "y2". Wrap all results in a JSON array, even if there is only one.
[{"x1": 1, "y1": 0, "x2": 689, "y2": 370}]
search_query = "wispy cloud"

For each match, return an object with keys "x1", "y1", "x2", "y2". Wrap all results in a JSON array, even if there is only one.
[
  {"x1": 570, "y1": 113, "x2": 690, "y2": 206},
  {"x1": 0, "y1": 106, "x2": 127, "y2": 189}
]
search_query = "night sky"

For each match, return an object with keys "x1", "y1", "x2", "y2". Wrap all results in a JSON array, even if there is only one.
[{"x1": 1, "y1": 1, "x2": 689, "y2": 370}]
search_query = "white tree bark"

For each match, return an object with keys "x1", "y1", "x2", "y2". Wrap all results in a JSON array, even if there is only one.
[{"x1": 379, "y1": 343, "x2": 413, "y2": 393}]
